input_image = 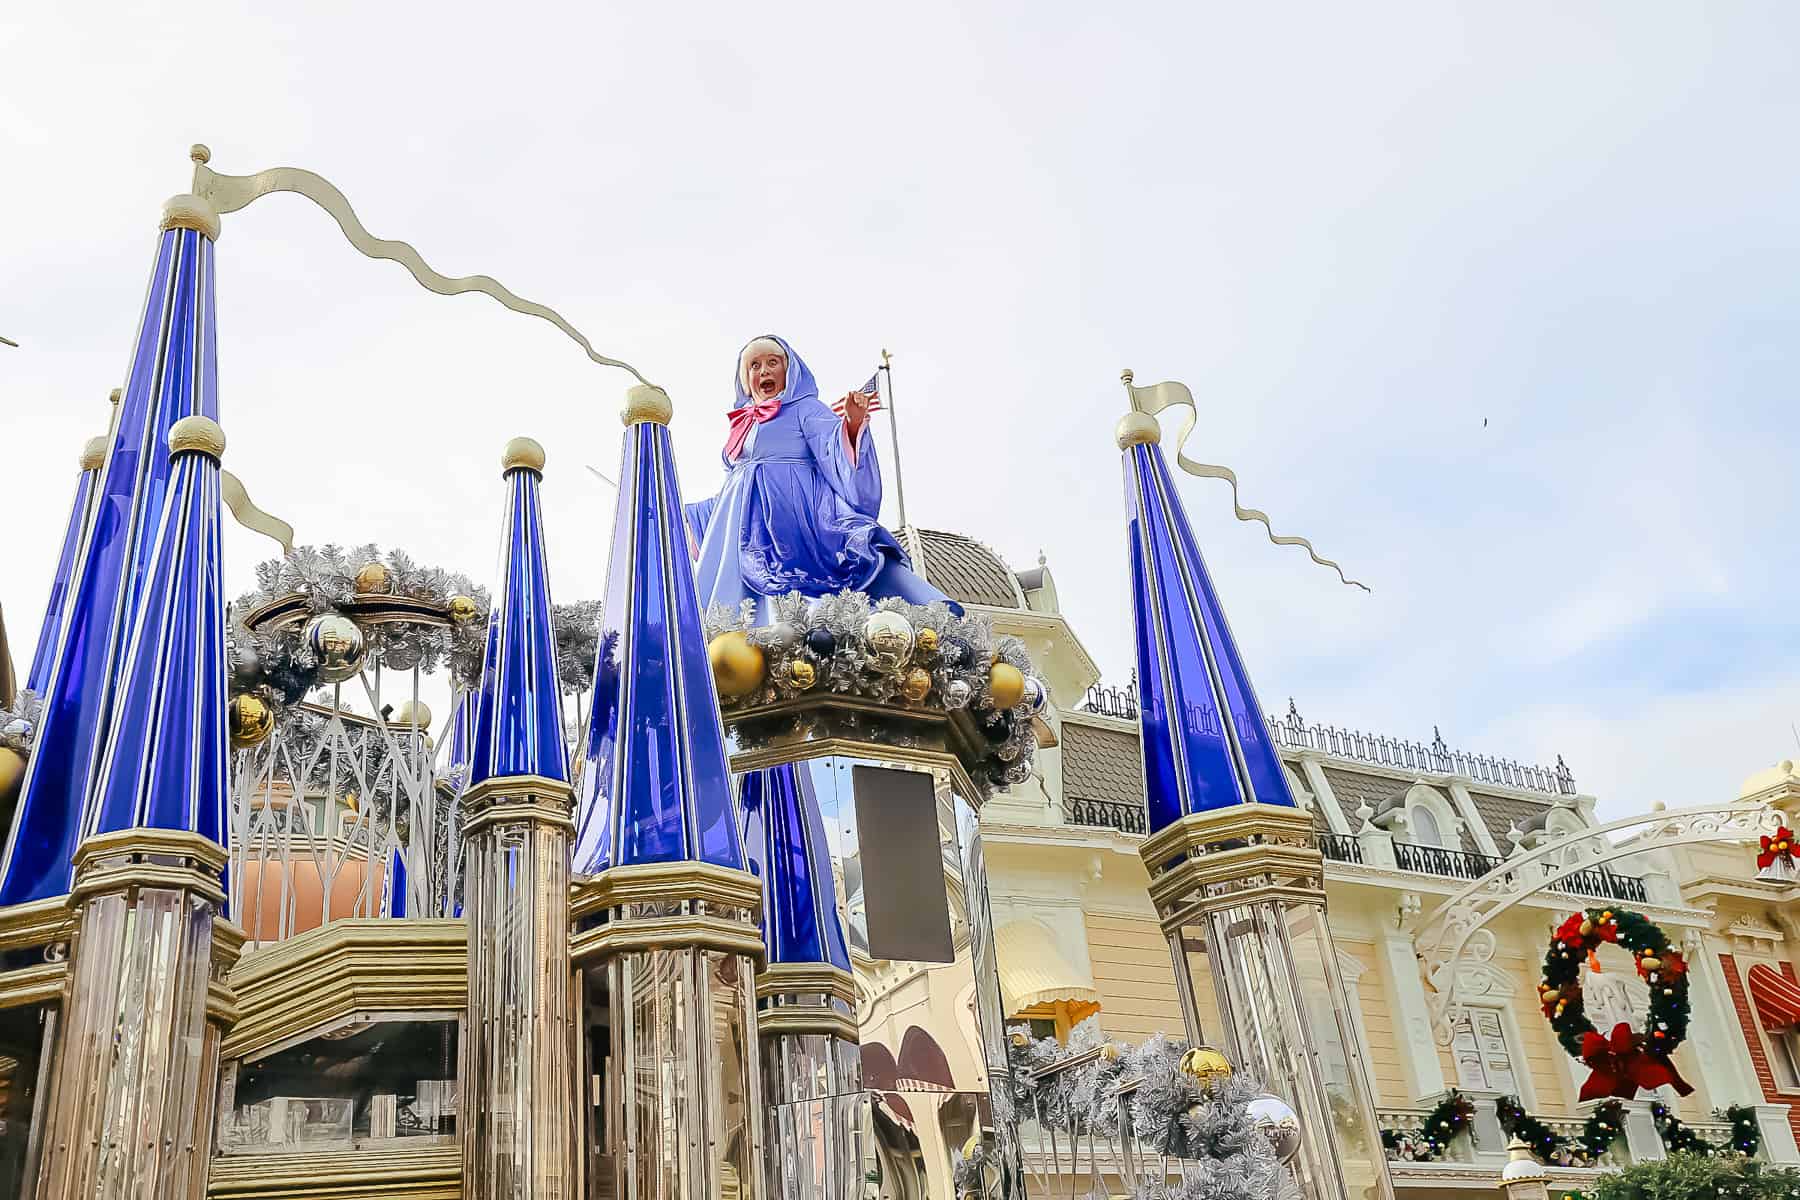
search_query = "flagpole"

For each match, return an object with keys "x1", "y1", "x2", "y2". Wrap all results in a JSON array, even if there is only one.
[{"x1": 879, "y1": 347, "x2": 909, "y2": 531}]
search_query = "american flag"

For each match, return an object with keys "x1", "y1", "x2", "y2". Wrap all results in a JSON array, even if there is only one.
[{"x1": 830, "y1": 371, "x2": 884, "y2": 416}]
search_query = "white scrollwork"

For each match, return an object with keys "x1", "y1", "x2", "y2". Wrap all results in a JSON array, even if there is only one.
[
  {"x1": 1415, "y1": 801, "x2": 1790, "y2": 1042},
  {"x1": 192, "y1": 157, "x2": 652, "y2": 387}
]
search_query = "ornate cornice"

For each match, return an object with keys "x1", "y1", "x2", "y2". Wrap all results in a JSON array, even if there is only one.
[
  {"x1": 207, "y1": 1142, "x2": 459, "y2": 1199},
  {"x1": 222, "y1": 918, "x2": 466, "y2": 1060}
]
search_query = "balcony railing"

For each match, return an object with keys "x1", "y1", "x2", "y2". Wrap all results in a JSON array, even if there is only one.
[
  {"x1": 1551, "y1": 866, "x2": 1648, "y2": 905},
  {"x1": 1318, "y1": 833, "x2": 1364, "y2": 865},
  {"x1": 1065, "y1": 798, "x2": 1147, "y2": 836},
  {"x1": 1394, "y1": 841, "x2": 1507, "y2": 881},
  {"x1": 1076, "y1": 686, "x2": 1577, "y2": 797}
]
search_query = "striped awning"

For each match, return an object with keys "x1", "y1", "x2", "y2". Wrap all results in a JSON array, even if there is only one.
[
  {"x1": 1748, "y1": 963, "x2": 1800, "y2": 1031},
  {"x1": 995, "y1": 919, "x2": 1102, "y2": 1021}
]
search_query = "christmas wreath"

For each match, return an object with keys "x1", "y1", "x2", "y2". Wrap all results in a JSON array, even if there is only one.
[
  {"x1": 1539, "y1": 907, "x2": 1693, "y2": 1102},
  {"x1": 1652, "y1": 1102, "x2": 1762, "y2": 1158}
]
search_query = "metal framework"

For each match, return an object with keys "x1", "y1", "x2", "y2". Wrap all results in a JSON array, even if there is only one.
[{"x1": 1414, "y1": 800, "x2": 1791, "y2": 1039}]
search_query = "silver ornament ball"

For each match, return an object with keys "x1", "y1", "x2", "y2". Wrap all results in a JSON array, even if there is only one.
[
  {"x1": 763, "y1": 622, "x2": 802, "y2": 652},
  {"x1": 304, "y1": 613, "x2": 366, "y2": 683},
  {"x1": 862, "y1": 610, "x2": 915, "y2": 672},
  {"x1": 1023, "y1": 675, "x2": 1049, "y2": 714},
  {"x1": 1246, "y1": 1093, "x2": 1302, "y2": 1165},
  {"x1": 943, "y1": 679, "x2": 973, "y2": 710},
  {"x1": 2, "y1": 718, "x2": 30, "y2": 740}
]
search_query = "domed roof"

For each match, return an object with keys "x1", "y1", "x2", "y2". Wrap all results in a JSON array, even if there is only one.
[
  {"x1": 900, "y1": 527, "x2": 1025, "y2": 609},
  {"x1": 1739, "y1": 759, "x2": 1800, "y2": 799}
]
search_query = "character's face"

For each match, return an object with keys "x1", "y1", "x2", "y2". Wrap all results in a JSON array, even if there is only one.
[{"x1": 747, "y1": 349, "x2": 787, "y2": 400}]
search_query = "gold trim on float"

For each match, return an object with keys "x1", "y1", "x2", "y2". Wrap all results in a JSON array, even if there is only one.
[
  {"x1": 729, "y1": 737, "x2": 983, "y2": 809},
  {"x1": 0, "y1": 895, "x2": 74, "y2": 953},
  {"x1": 206, "y1": 1141, "x2": 460, "y2": 1199},
  {"x1": 71, "y1": 829, "x2": 231, "y2": 905},
  {"x1": 570, "y1": 914, "x2": 765, "y2": 964},
  {"x1": 755, "y1": 1006, "x2": 860, "y2": 1042},
  {"x1": 569, "y1": 861, "x2": 763, "y2": 921},
  {"x1": 223, "y1": 919, "x2": 466, "y2": 1060},
  {"x1": 756, "y1": 963, "x2": 856, "y2": 1004},
  {"x1": 0, "y1": 963, "x2": 65, "y2": 1011},
  {"x1": 459, "y1": 775, "x2": 576, "y2": 837},
  {"x1": 1137, "y1": 802, "x2": 1316, "y2": 873}
]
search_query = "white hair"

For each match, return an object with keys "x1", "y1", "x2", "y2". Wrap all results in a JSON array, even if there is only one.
[{"x1": 739, "y1": 337, "x2": 787, "y2": 393}]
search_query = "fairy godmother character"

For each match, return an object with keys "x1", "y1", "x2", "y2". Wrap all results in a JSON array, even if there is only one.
[{"x1": 684, "y1": 335, "x2": 955, "y2": 619}]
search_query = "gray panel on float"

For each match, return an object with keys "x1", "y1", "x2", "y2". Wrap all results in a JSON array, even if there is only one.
[{"x1": 852, "y1": 765, "x2": 954, "y2": 964}]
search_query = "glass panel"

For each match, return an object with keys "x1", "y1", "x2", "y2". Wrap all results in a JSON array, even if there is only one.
[
  {"x1": 1450, "y1": 1017, "x2": 1488, "y2": 1090},
  {"x1": 218, "y1": 1016, "x2": 459, "y2": 1153},
  {"x1": 0, "y1": 1003, "x2": 50, "y2": 1194}
]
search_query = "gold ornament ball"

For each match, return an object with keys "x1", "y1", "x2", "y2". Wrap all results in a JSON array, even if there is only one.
[
  {"x1": 901, "y1": 667, "x2": 933, "y2": 702},
  {"x1": 227, "y1": 694, "x2": 275, "y2": 750},
  {"x1": 915, "y1": 627, "x2": 940, "y2": 657},
  {"x1": 304, "y1": 613, "x2": 366, "y2": 683},
  {"x1": 708, "y1": 631, "x2": 766, "y2": 700},
  {"x1": 786, "y1": 658, "x2": 818, "y2": 690},
  {"x1": 863, "y1": 610, "x2": 915, "y2": 672},
  {"x1": 393, "y1": 699, "x2": 433, "y2": 730},
  {"x1": 353, "y1": 561, "x2": 391, "y2": 595},
  {"x1": 988, "y1": 662, "x2": 1026, "y2": 710},
  {"x1": 1179, "y1": 1045, "x2": 1234, "y2": 1087},
  {"x1": 0, "y1": 748, "x2": 25, "y2": 804},
  {"x1": 448, "y1": 594, "x2": 481, "y2": 625}
]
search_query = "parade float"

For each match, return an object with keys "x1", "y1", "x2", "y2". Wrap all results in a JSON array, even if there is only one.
[{"x1": 0, "y1": 146, "x2": 1396, "y2": 1200}]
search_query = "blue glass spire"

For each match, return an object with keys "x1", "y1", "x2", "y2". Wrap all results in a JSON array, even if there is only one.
[
  {"x1": 25, "y1": 438, "x2": 106, "y2": 693},
  {"x1": 1121, "y1": 416, "x2": 1295, "y2": 834},
  {"x1": 573, "y1": 388, "x2": 746, "y2": 874},
  {"x1": 84, "y1": 416, "x2": 229, "y2": 845},
  {"x1": 0, "y1": 212, "x2": 221, "y2": 903},
  {"x1": 739, "y1": 765, "x2": 850, "y2": 971},
  {"x1": 468, "y1": 439, "x2": 568, "y2": 788}
]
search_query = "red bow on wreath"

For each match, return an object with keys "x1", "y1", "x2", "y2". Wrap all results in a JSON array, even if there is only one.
[
  {"x1": 1758, "y1": 827, "x2": 1795, "y2": 870},
  {"x1": 1577, "y1": 1022, "x2": 1694, "y2": 1101}
]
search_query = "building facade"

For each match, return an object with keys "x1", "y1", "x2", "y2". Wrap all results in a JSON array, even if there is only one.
[{"x1": 901, "y1": 527, "x2": 1800, "y2": 1194}]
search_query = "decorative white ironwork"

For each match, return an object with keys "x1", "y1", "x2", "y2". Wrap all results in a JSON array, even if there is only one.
[
  {"x1": 231, "y1": 669, "x2": 449, "y2": 941},
  {"x1": 1415, "y1": 801, "x2": 1790, "y2": 1041}
]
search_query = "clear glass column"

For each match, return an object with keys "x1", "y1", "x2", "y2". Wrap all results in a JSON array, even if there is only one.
[
  {"x1": 1191, "y1": 897, "x2": 1391, "y2": 1200},
  {"x1": 36, "y1": 846, "x2": 227, "y2": 1200},
  {"x1": 462, "y1": 798, "x2": 578, "y2": 1200}
]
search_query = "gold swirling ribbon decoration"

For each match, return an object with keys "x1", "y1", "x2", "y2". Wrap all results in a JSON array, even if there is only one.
[
  {"x1": 220, "y1": 470, "x2": 294, "y2": 556},
  {"x1": 192, "y1": 156, "x2": 650, "y2": 386},
  {"x1": 1125, "y1": 376, "x2": 1370, "y2": 592}
]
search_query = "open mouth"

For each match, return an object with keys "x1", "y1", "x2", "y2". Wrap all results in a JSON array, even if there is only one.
[{"x1": 758, "y1": 380, "x2": 779, "y2": 396}]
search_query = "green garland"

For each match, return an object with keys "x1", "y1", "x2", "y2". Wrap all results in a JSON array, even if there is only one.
[
  {"x1": 1379, "y1": 1090, "x2": 1474, "y2": 1161},
  {"x1": 1496, "y1": 1096, "x2": 1625, "y2": 1167},
  {"x1": 1651, "y1": 1102, "x2": 1762, "y2": 1158}
]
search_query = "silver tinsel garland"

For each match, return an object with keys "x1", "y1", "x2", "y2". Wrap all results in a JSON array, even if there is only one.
[
  {"x1": 1000, "y1": 1020, "x2": 1282, "y2": 1200},
  {"x1": 0, "y1": 689, "x2": 42, "y2": 756},
  {"x1": 231, "y1": 545, "x2": 601, "y2": 703},
  {"x1": 703, "y1": 590, "x2": 1044, "y2": 794}
]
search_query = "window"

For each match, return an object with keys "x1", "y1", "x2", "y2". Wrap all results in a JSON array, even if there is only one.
[
  {"x1": 1449, "y1": 1008, "x2": 1519, "y2": 1094},
  {"x1": 1769, "y1": 1026, "x2": 1800, "y2": 1091},
  {"x1": 1410, "y1": 806, "x2": 1445, "y2": 848}
]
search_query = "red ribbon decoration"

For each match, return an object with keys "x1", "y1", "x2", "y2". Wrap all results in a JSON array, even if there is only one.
[
  {"x1": 1758, "y1": 827, "x2": 1795, "y2": 871},
  {"x1": 723, "y1": 396, "x2": 782, "y2": 464},
  {"x1": 1578, "y1": 1022, "x2": 1694, "y2": 1101}
]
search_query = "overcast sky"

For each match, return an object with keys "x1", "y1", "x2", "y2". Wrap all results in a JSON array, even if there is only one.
[{"x1": 4, "y1": 4, "x2": 1797, "y2": 819}]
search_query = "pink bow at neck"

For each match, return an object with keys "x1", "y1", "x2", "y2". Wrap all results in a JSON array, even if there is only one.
[{"x1": 724, "y1": 396, "x2": 780, "y2": 463}]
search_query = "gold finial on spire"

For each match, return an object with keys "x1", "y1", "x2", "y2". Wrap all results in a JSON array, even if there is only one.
[
  {"x1": 502, "y1": 436, "x2": 546, "y2": 474},
  {"x1": 168, "y1": 415, "x2": 225, "y2": 461},
  {"x1": 160, "y1": 193, "x2": 220, "y2": 241},
  {"x1": 622, "y1": 383, "x2": 673, "y2": 427},
  {"x1": 190, "y1": 144, "x2": 211, "y2": 165},
  {"x1": 80, "y1": 437, "x2": 109, "y2": 470}
]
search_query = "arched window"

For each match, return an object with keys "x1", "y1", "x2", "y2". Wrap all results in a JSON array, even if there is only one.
[{"x1": 1411, "y1": 804, "x2": 1445, "y2": 848}]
